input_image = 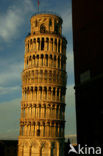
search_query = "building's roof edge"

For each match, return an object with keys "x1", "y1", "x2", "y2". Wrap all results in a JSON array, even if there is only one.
[{"x1": 31, "y1": 11, "x2": 63, "y2": 21}]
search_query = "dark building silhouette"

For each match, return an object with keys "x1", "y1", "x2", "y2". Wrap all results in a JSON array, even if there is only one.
[
  {"x1": 0, "y1": 140, "x2": 18, "y2": 156},
  {"x1": 72, "y1": 0, "x2": 103, "y2": 146}
]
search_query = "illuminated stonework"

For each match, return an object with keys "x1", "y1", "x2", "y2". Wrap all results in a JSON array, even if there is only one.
[{"x1": 18, "y1": 13, "x2": 67, "y2": 156}]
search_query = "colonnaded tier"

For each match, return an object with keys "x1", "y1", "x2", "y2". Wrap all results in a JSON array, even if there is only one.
[{"x1": 18, "y1": 13, "x2": 67, "y2": 156}]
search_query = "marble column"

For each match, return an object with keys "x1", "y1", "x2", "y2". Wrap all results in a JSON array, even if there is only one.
[{"x1": 49, "y1": 144, "x2": 51, "y2": 156}]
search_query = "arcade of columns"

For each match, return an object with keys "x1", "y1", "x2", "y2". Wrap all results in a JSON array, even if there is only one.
[{"x1": 18, "y1": 13, "x2": 67, "y2": 156}]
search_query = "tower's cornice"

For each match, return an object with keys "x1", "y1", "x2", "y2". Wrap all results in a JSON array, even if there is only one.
[{"x1": 31, "y1": 11, "x2": 63, "y2": 23}]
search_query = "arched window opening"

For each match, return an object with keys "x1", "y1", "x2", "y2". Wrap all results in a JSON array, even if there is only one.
[
  {"x1": 60, "y1": 106, "x2": 62, "y2": 120},
  {"x1": 46, "y1": 38, "x2": 49, "y2": 51},
  {"x1": 41, "y1": 54, "x2": 44, "y2": 66},
  {"x1": 27, "y1": 59, "x2": 28, "y2": 65},
  {"x1": 61, "y1": 88, "x2": 63, "y2": 101},
  {"x1": 44, "y1": 86, "x2": 47, "y2": 91},
  {"x1": 62, "y1": 40, "x2": 65, "y2": 53},
  {"x1": 58, "y1": 39, "x2": 60, "y2": 53},
  {"x1": 33, "y1": 55, "x2": 35, "y2": 59},
  {"x1": 37, "y1": 129, "x2": 40, "y2": 136},
  {"x1": 55, "y1": 39, "x2": 57, "y2": 52},
  {"x1": 50, "y1": 54, "x2": 52, "y2": 67},
  {"x1": 41, "y1": 38, "x2": 44, "y2": 50},
  {"x1": 27, "y1": 87, "x2": 29, "y2": 94},
  {"x1": 46, "y1": 55, "x2": 48, "y2": 66},
  {"x1": 29, "y1": 56, "x2": 31, "y2": 61},
  {"x1": 33, "y1": 55, "x2": 35, "y2": 66},
  {"x1": 30, "y1": 39, "x2": 32, "y2": 44},
  {"x1": 57, "y1": 88, "x2": 59, "y2": 97},
  {"x1": 53, "y1": 88, "x2": 55, "y2": 96},
  {"x1": 40, "y1": 24, "x2": 46, "y2": 33},
  {"x1": 37, "y1": 55, "x2": 39, "y2": 66},
  {"x1": 44, "y1": 105, "x2": 46, "y2": 118},
  {"x1": 31, "y1": 87, "x2": 33, "y2": 98},
  {"x1": 44, "y1": 87, "x2": 47, "y2": 99},
  {"x1": 34, "y1": 38, "x2": 36, "y2": 43},
  {"x1": 55, "y1": 23, "x2": 59, "y2": 34},
  {"x1": 31, "y1": 86, "x2": 33, "y2": 92},
  {"x1": 48, "y1": 90, "x2": 51, "y2": 100},
  {"x1": 49, "y1": 19, "x2": 52, "y2": 26},
  {"x1": 43, "y1": 123, "x2": 45, "y2": 136},
  {"x1": 56, "y1": 123, "x2": 58, "y2": 136},
  {"x1": 24, "y1": 89, "x2": 26, "y2": 99},
  {"x1": 35, "y1": 87, "x2": 37, "y2": 99},
  {"x1": 50, "y1": 54, "x2": 52, "y2": 59},
  {"x1": 34, "y1": 38, "x2": 36, "y2": 50},
  {"x1": 51, "y1": 38, "x2": 53, "y2": 51},
  {"x1": 49, "y1": 87, "x2": 51, "y2": 92},
  {"x1": 27, "y1": 43, "x2": 29, "y2": 52},
  {"x1": 37, "y1": 38, "x2": 40, "y2": 50},
  {"x1": 39, "y1": 87, "x2": 42, "y2": 100},
  {"x1": 58, "y1": 57, "x2": 60, "y2": 68},
  {"x1": 39, "y1": 105, "x2": 41, "y2": 118},
  {"x1": 37, "y1": 38, "x2": 40, "y2": 42},
  {"x1": 54, "y1": 55, "x2": 56, "y2": 67}
]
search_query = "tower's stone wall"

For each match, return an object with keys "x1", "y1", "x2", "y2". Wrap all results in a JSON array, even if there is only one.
[{"x1": 18, "y1": 13, "x2": 67, "y2": 156}]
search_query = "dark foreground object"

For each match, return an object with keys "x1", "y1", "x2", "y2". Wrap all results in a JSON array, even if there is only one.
[
  {"x1": 72, "y1": 0, "x2": 103, "y2": 146},
  {"x1": 0, "y1": 140, "x2": 18, "y2": 156}
]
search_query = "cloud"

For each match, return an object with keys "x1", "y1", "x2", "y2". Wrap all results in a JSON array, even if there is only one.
[
  {"x1": 0, "y1": 0, "x2": 34, "y2": 42},
  {"x1": 66, "y1": 84, "x2": 75, "y2": 107},
  {"x1": 0, "y1": 9, "x2": 22, "y2": 41},
  {"x1": 0, "y1": 86, "x2": 21, "y2": 95},
  {"x1": 62, "y1": 7, "x2": 72, "y2": 34},
  {"x1": 0, "y1": 60, "x2": 23, "y2": 86},
  {"x1": 66, "y1": 51, "x2": 75, "y2": 85},
  {"x1": 66, "y1": 51, "x2": 74, "y2": 74},
  {"x1": 65, "y1": 84, "x2": 77, "y2": 135}
]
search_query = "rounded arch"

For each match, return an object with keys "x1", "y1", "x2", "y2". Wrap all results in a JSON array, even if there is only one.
[
  {"x1": 18, "y1": 141, "x2": 24, "y2": 147},
  {"x1": 40, "y1": 142, "x2": 49, "y2": 156},
  {"x1": 31, "y1": 140, "x2": 39, "y2": 148},
  {"x1": 33, "y1": 38, "x2": 36, "y2": 43},
  {"x1": 24, "y1": 141, "x2": 29, "y2": 147},
  {"x1": 40, "y1": 24, "x2": 46, "y2": 33}
]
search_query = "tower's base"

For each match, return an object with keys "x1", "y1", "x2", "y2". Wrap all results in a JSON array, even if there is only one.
[{"x1": 18, "y1": 137, "x2": 64, "y2": 156}]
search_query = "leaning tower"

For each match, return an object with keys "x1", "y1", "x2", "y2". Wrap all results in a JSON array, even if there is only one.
[{"x1": 18, "y1": 13, "x2": 67, "y2": 156}]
